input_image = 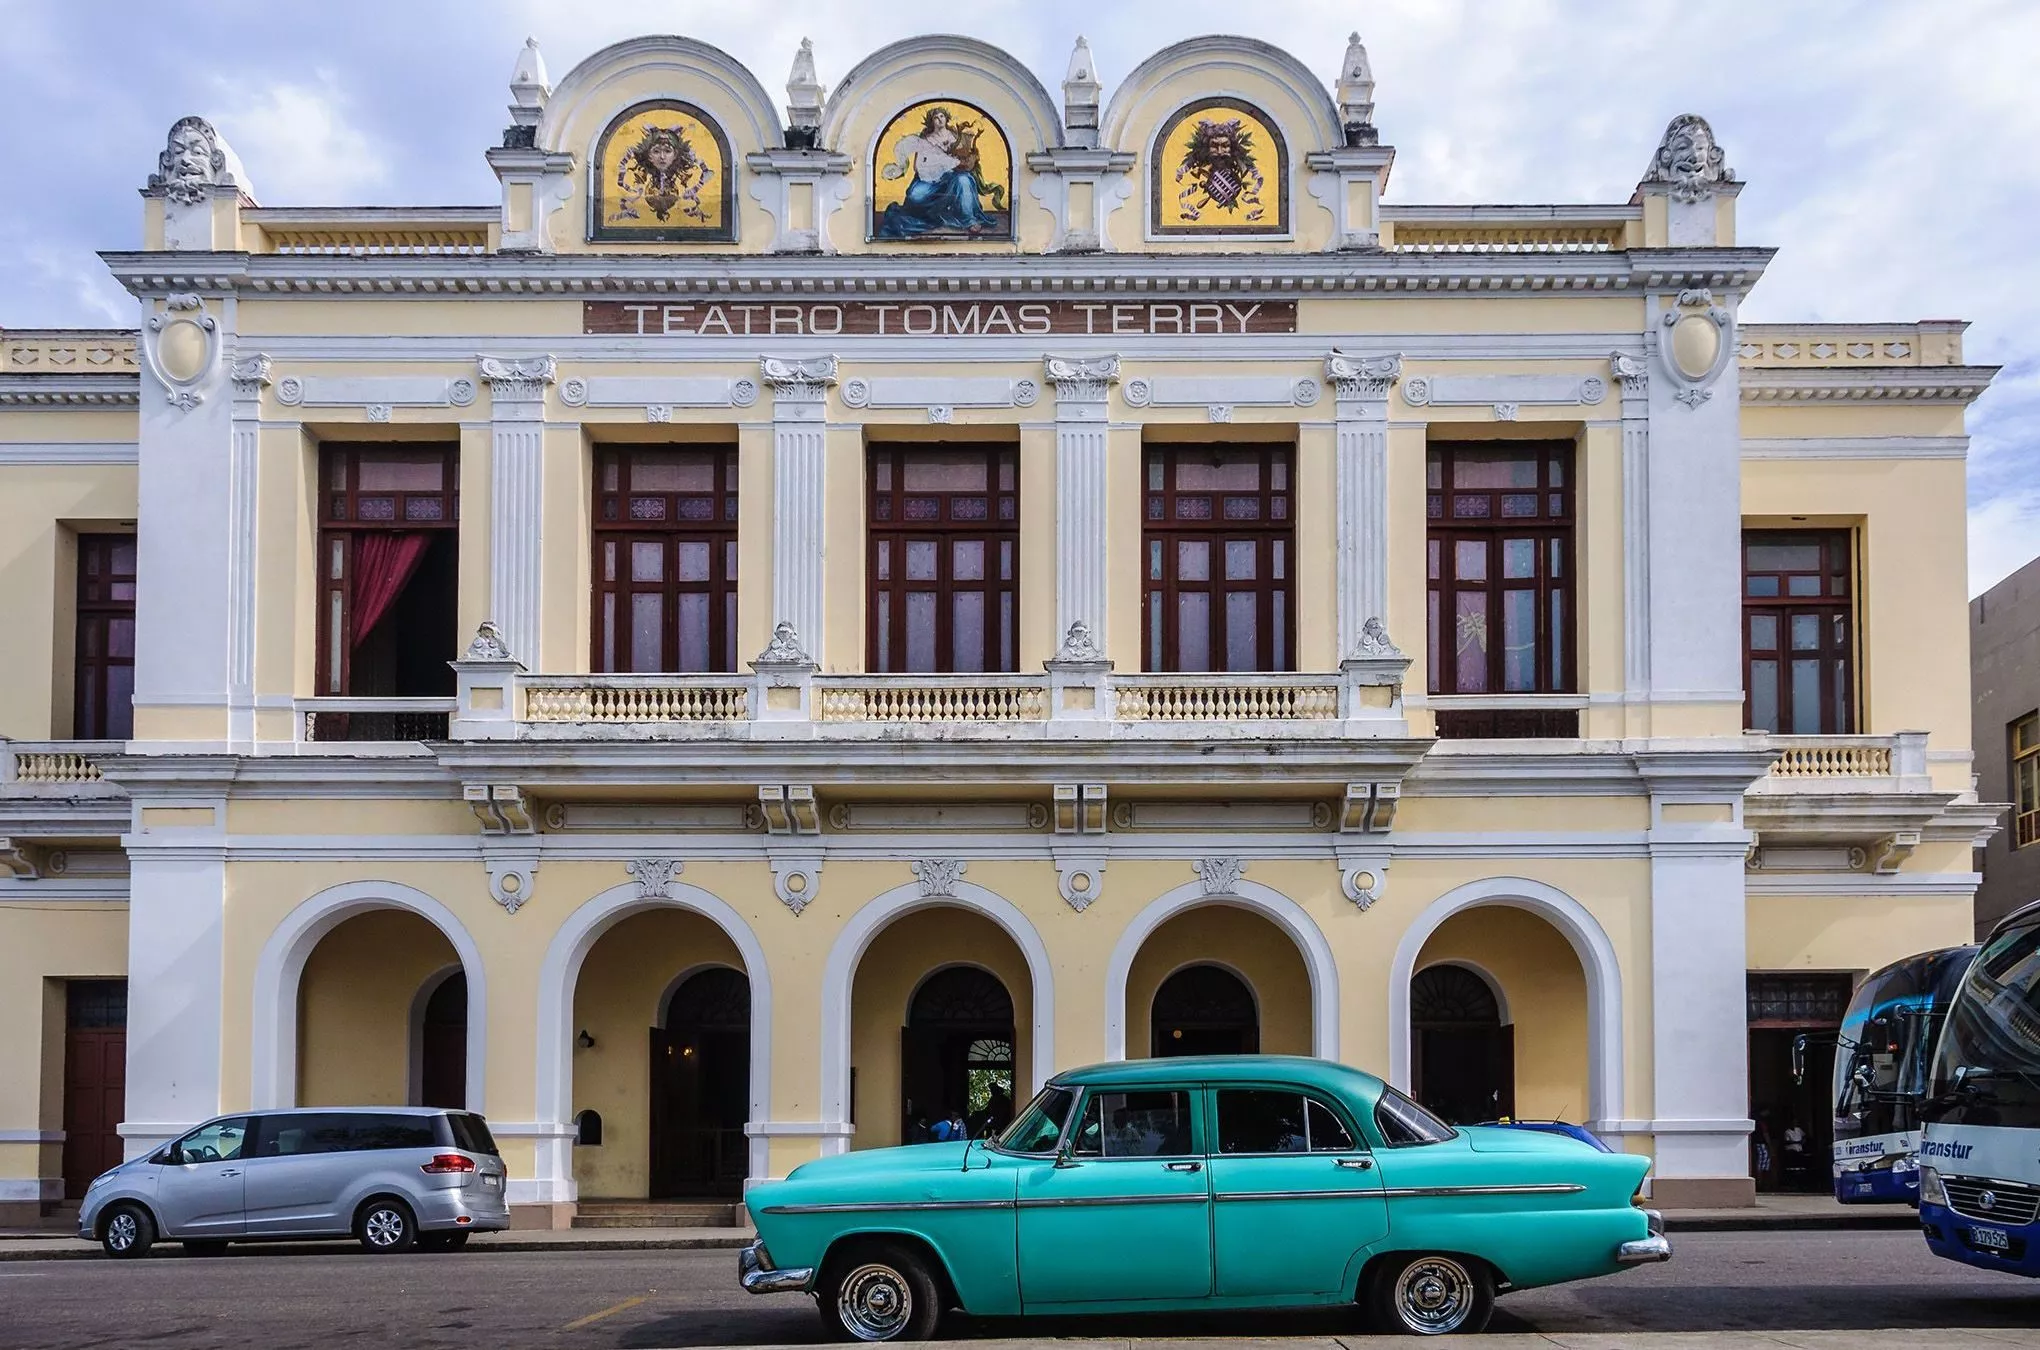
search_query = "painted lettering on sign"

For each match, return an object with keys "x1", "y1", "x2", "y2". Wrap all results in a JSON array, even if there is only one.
[{"x1": 582, "y1": 299, "x2": 1297, "y2": 337}]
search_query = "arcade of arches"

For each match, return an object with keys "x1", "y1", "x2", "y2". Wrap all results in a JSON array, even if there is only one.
[{"x1": 284, "y1": 895, "x2": 1593, "y2": 1200}]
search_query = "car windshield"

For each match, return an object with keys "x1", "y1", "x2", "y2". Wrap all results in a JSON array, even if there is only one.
[
  {"x1": 995, "y1": 1086, "x2": 1076, "y2": 1154},
  {"x1": 1375, "y1": 1086, "x2": 1457, "y2": 1145}
]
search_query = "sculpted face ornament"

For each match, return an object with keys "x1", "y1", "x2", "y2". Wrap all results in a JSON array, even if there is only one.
[
  {"x1": 1645, "y1": 114, "x2": 1732, "y2": 204},
  {"x1": 1177, "y1": 117, "x2": 1265, "y2": 222},
  {"x1": 151, "y1": 116, "x2": 228, "y2": 206}
]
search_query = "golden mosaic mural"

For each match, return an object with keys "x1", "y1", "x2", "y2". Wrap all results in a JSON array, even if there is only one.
[
  {"x1": 1151, "y1": 99, "x2": 1289, "y2": 236},
  {"x1": 590, "y1": 100, "x2": 734, "y2": 242},
  {"x1": 870, "y1": 99, "x2": 1013, "y2": 242}
]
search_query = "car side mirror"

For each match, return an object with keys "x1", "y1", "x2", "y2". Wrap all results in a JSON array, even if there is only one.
[
  {"x1": 153, "y1": 1147, "x2": 177, "y2": 1166},
  {"x1": 1054, "y1": 1143, "x2": 1081, "y2": 1169}
]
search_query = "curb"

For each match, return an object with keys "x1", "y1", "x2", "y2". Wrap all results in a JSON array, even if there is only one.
[{"x1": 0, "y1": 1233, "x2": 754, "y2": 1263}]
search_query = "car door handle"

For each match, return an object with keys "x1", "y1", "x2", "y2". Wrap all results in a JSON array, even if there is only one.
[
  {"x1": 218, "y1": 1169, "x2": 242, "y2": 1178},
  {"x1": 1333, "y1": 1157, "x2": 1374, "y2": 1171},
  {"x1": 1163, "y1": 1161, "x2": 1203, "y2": 1173}
]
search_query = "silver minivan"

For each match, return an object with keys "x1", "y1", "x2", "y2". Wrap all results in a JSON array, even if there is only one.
[{"x1": 78, "y1": 1107, "x2": 509, "y2": 1257}]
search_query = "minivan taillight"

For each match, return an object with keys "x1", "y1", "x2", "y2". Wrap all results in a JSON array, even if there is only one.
[{"x1": 421, "y1": 1153, "x2": 476, "y2": 1174}]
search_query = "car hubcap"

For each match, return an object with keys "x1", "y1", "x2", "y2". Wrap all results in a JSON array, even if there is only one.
[
  {"x1": 838, "y1": 1263, "x2": 912, "y2": 1341},
  {"x1": 1396, "y1": 1257, "x2": 1473, "y2": 1333},
  {"x1": 107, "y1": 1215, "x2": 135, "y2": 1250},
  {"x1": 365, "y1": 1210, "x2": 404, "y2": 1246}
]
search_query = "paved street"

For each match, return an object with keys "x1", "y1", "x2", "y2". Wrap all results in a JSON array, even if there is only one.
[{"x1": 0, "y1": 1231, "x2": 2037, "y2": 1349}]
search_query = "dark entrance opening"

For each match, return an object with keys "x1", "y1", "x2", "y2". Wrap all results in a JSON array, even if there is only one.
[
  {"x1": 1748, "y1": 972, "x2": 1849, "y2": 1193},
  {"x1": 651, "y1": 967, "x2": 750, "y2": 1198},
  {"x1": 419, "y1": 971, "x2": 466, "y2": 1109},
  {"x1": 1152, "y1": 964, "x2": 1259, "y2": 1057},
  {"x1": 1411, "y1": 964, "x2": 1515, "y2": 1125},
  {"x1": 901, "y1": 967, "x2": 1016, "y2": 1142},
  {"x1": 62, "y1": 980, "x2": 127, "y2": 1201}
]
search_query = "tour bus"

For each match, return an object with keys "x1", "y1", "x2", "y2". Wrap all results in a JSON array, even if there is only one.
[
  {"x1": 1828, "y1": 945, "x2": 1977, "y2": 1203},
  {"x1": 1919, "y1": 899, "x2": 2040, "y2": 1275}
]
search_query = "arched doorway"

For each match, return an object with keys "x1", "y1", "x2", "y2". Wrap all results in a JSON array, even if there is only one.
[
  {"x1": 1152, "y1": 964, "x2": 1259, "y2": 1057},
  {"x1": 1411, "y1": 963, "x2": 1514, "y2": 1125},
  {"x1": 418, "y1": 971, "x2": 467, "y2": 1109},
  {"x1": 652, "y1": 967, "x2": 751, "y2": 1198},
  {"x1": 901, "y1": 967, "x2": 1016, "y2": 1141}
]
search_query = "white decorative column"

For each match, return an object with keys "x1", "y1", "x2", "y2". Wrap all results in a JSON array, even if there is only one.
[
  {"x1": 1612, "y1": 352, "x2": 1651, "y2": 699},
  {"x1": 1326, "y1": 352, "x2": 1401, "y2": 655},
  {"x1": 479, "y1": 355, "x2": 556, "y2": 665},
  {"x1": 760, "y1": 357, "x2": 836, "y2": 661},
  {"x1": 225, "y1": 354, "x2": 269, "y2": 749},
  {"x1": 1044, "y1": 356, "x2": 1118, "y2": 648}
]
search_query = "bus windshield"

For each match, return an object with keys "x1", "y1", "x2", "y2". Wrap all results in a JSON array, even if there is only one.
[
  {"x1": 1928, "y1": 917, "x2": 2040, "y2": 1129},
  {"x1": 1835, "y1": 947, "x2": 1975, "y2": 1130}
]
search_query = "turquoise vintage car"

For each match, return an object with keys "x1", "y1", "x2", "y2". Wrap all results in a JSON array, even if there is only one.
[{"x1": 740, "y1": 1055, "x2": 1668, "y2": 1338}]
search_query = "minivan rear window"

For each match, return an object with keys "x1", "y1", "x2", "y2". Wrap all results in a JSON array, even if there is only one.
[{"x1": 443, "y1": 1112, "x2": 499, "y2": 1156}]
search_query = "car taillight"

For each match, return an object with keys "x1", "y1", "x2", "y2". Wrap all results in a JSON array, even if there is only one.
[{"x1": 421, "y1": 1153, "x2": 476, "y2": 1174}]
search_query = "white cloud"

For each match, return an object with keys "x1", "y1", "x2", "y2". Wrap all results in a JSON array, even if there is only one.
[{"x1": 209, "y1": 74, "x2": 392, "y2": 205}]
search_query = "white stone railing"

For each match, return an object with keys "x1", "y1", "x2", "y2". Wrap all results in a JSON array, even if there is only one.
[
  {"x1": 815, "y1": 677, "x2": 1048, "y2": 723},
  {"x1": 0, "y1": 741, "x2": 121, "y2": 785},
  {"x1": 524, "y1": 677, "x2": 749, "y2": 723},
  {"x1": 1754, "y1": 732, "x2": 1930, "y2": 792},
  {"x1": 1769, "y1": 739, "x2": 1891, "y2": 778},
  {"x1": 295, "y1": 697, "x2": 457, "y2": 744},
  {"x1": 1115, "y1": 675, "x2": 1340, "y2": 722}
]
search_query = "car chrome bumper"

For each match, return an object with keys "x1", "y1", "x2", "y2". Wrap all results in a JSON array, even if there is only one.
[
  {"x1": 1616, "y1": 1233, "x2": 1673, "y2": 1264},
  {"x1": 739, "y1": 1239, "x2": 815, "y2": 1294}
]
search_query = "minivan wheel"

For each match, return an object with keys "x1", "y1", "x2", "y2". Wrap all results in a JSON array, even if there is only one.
[
  {"x1": 355, "y1": 1198, "x2": 417, "y2": 1254},
  {"x1": 1369, "y1": 1253, "x2": 1495, "y2": 1335},
  {"x1": 818, "y1": 1241, "x2": 943, "y2": 1342},
  {"x1": 100, "y1": 1204, "x2": 155, "y2": 1259}
]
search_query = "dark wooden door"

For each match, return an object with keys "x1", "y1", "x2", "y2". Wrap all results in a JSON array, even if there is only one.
[
  {"x1": 1414, "y1": 1025, "x2": 1515, "y2": 1125},
  {"x1": 63, "y1": 1030, "x2": 126, "y2": 1199}
]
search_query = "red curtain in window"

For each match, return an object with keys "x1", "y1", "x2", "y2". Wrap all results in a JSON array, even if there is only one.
[{"x1": 351, "y1": 532, "x2": 430, "y2": 646}]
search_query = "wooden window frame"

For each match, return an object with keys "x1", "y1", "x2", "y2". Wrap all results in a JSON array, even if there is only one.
[
  {"x1": 591, "y1": 446, "x2": 740, "y2": 674},
  {"x1": 866, "y1": 446, "x2": 1020, "y2": 674},
  {"x1": 2013, "y1": 712, "x2": 2040, "y2": 850},
  {"x1": 73, "y1": 533, "x2": 137, "y2": 740},
  {"x1": 1141, "y1": 446, "x2": 1296, "y2": 673},
  {"x1": 1425, "y1": 442, "x2": 1577, "y2": 698},
  {"x1": 1741, "y1": 529, "x2": 1855, "y2": 735},
  {"x1": 315, "y1": 445, "x2": 459, "y2": 697}
]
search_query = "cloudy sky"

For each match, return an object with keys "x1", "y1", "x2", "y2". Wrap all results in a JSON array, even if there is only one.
[{"x1": 4, "y1": 0, "x2": 2034, "y2": 594}]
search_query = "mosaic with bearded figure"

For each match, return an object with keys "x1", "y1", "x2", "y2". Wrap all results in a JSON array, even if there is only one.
[
  {"x1": 870, "y1": 99, "x2": 1013, "y2": 242},
  {"x1": 590, "y1": 100, "x2": 734, "y2": 242},
  {"x1": 1152, "y1": 99, "x2": 1289, "y2": 237}
]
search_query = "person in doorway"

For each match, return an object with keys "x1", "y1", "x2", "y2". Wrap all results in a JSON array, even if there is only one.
[
  {"x1": 909, "y1": 1115, "x2": 931, "y2": 1144},
  {"x1": 929, "y1": 1111, "x2": 953, "y2": 1143},
  {"x1": 986, "y1": 1084, "x2": 1013, "y2": 1133},
  {"x1": 1782, "y1": 1117, "x2": 1810, "y2": 1190},
  {"x1": 1751, "y1": 1107, "x2": 1778, "y2": 1190},
  {"x1": 947, "y1": 1108, "x2": 969, "y2": 1141}
]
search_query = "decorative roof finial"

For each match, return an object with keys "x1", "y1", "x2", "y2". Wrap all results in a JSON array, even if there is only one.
[
  {"x1": 786, "y1": 37, "x2": 825, "y2": 146},
  {"x1": 509, "y1": 37, "x2": 550, "y2": 114},
  {"x1": 1337, "y1": 32, "x2": 1376, "y2": 144},
  {"x1": 1641, "y1": 113, "x2": 1733, "y2": 203},
  {"x1": 1062, "y1": 36, "x2": 1101, "y2": 148}
]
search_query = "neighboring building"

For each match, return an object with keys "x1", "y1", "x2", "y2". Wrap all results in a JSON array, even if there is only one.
[
  {"x1": 0, "y1": 31, "x2": 2002, "y2": 1223},
  {"x1": 1973, "y1": 554, "x2": 2040, "y2": 934}
]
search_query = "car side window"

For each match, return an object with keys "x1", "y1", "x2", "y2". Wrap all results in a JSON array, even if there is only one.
[
  {"x1": 1374, "y1": 1086, "x2": 1458, "y2": 1146},
  {"x1": 1216, "y1": 1090, "x2": 1362, "y2": 1154},
  {"x1": 1071, "y1": 1090, "x2": 1195, "y2": 1158},
  {"x1": 174, "y1": 1118, "x2": 250, "y2": 1165}
]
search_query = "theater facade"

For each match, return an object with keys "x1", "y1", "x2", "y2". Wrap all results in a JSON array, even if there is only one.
[{"x1": 0, "y1": 31, "x2": 2001, "y2": 1222}]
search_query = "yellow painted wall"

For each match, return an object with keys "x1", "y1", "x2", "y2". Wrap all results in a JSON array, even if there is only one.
[
  {"x1": 0, "y1": 903, "x2": 128, "y2": 1189},
  {"x1": 296, "y1": 909, "x2": 457, "y2": 1107},
  {"x1": 1415, "y1": 908, "x2": 1591, "y2": 1123},
  {"x1": 1124, "y1": 906, "x2": 1312, "y2": 1059},
  {"x1": 848, "y1": 908, "x2": 1034, "y2": 1150},
  {"x1": 1746, "y1": 892, "x2": 1973, "y2": 973},
  {"x1": 0, "y1": 464, "x2": 138, "y2": 740},
  {"x1": 569, "y1": 908, "x2": 744, "y2": 1198}
]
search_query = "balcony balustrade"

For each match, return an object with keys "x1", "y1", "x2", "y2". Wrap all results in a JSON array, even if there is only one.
[{"x1": 0, "y1": 741, "x2": 121, "y2": 785}]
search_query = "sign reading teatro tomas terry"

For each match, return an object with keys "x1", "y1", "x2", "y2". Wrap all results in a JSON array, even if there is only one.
[{"x1": 583, "y1": 298, "x2": 1297, "y2": 338}]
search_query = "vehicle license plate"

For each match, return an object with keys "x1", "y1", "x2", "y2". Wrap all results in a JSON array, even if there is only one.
[
  {"x1": 1970, "y1": 1226, "x2": 2009, "y2": 1252},
  {"x1": 483, "y1": 1174, "x2": 500, "y2": 1189}
]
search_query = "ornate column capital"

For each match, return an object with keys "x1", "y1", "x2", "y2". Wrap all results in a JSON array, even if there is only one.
[
  {"x1": 760, "y1": 354, "x2": 838, "y2": 402},
  {"x1": 1326, "y1": 351, "x2": 1402, "y2": 403},
  {"x1": 1609, "y1": 351, "x2": 1650, "y2": 399},
  {"x1": 478, "y1": 354, "x2": 557, "y2": 403},
  {"x1": 229, "y1": 352, "x2": 271, "y2": 404},
  {"x1": 1044, "y1": 354, "x2": 1119, "y2": 408}
]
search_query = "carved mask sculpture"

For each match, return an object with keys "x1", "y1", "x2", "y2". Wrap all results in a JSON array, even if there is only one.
[
  {"x1": 151, "y1": 116, "x2": 228, "y2": 206},
  {"x1": 1646, "y1": 114, "x2": 1730, "y2": 204}
]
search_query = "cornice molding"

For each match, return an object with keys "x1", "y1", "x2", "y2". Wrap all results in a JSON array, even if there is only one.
[
  {"x1": 1739, "y1": 365, "x2": 1998, "y2": 405},
  {"x1": 0, "y1": 376, "x2": 141, "y2": 406},
  {"x1": 98, "y1": 247, "x2": 1778, "y2": 301}
]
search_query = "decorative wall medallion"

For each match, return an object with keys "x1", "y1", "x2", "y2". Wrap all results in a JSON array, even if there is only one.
[
  {"x1": 559, "y1": 377, "x2": 590, "y2": 406},
  {"x1": 1012, "y1": 378, "x2": 1039, "y2": 407},
  {"x1": 871, "y1": 99, "x2": 1012, "y2": 242},
  {"x1": 1207, "y1": 404, "x2": 1233, "y2": 423},
  {"x1": 646, "y1": 404, "x2": 674, "y2": 423},
  {"x1": 1492, "y1": 402, "x2": 1519, "y2": 421},
  {"x1": 1578, "y1": 376, "x2": 1606, "y2": 405},
  {"x1": 911, "y1": 858, "x2": 968, "y2": 898},
  {"x1": 448, "y1": 378, "x2": 477, "y2": 407},
  {"x1": 771, "y1": 858, "x2": 822, "y2": 915},
  {"x1": 484, "y1": 857, "x2": 537, "y2": 914},
  {"x1": 730, "y1": 378, "x2": 759, "y2": 407},
  {"x1": 1402, "y1": 375, "x2": 1432, "y2": 405},
  {"x1": 1193, "y1": 856, "x2": 1246, "y2": 896},
  {"x1": 140, "y1": 293, "x2": 220, "y2": 411},
  {"x1": 1291, "y1": 377, "x2": 1320, "y2": 407},
  {"x1": 840, "y1": 378, "x2": 871, "y2": 407},
  {"x1": 1055, "y1": 857, "x2": 1106, "y2": 912},
  {"x1": 626, "y1": 857, "x2": 682, "y2": 900},
  {"x1": 276, "y1": 376, "x2": 305, "y2": 405},
  {"x1": 1338, "y1": 859, "x2": 1387, "y2": 910},
  {"x1": 928, "y1": 405, "x2": 954, "y2": 424},
  {"x1": 590, "y1": 100, "x2": 735, "y2": 243},
  {"x1": 1151, "y1": 98, "x2": 1289, "y2": 236},
  {"x1": 1123, "y1": 377, "x2": 1153, "y2": 406},
  {"x1": 1658, "y1": 287, "x2": 1735, "y2": 410},
  {"x1": 365, "y1": 403, "x2": 393, "y2": 423}
]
